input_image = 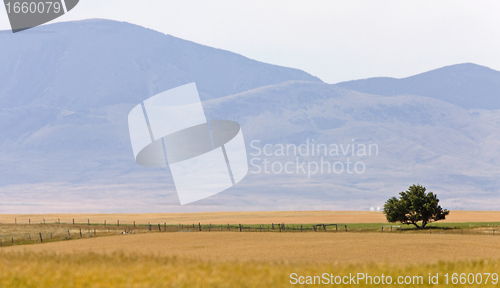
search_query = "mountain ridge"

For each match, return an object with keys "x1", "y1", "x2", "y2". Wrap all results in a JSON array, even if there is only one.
[
  {"x1": 0, "y1": 18, "x2": 322, "y2": 111},
  {"x1": 336, "y1": 63, "x2": 500, "y2": 110},
  {"x1": 1, "y1": 19, "x2": 500, "y2": 212}
]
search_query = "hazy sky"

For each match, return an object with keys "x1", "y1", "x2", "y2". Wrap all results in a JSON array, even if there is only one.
[{"x1": 1, "y1": 0, "x2": 499, "y2": 83}]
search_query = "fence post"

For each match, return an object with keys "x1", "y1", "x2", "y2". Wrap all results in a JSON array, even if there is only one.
[
  {"x1": 12, "y1": 237, "x2": 14, "y2": 244},
  {"x1": 51, "y1": 233, "x2": 52, "y2": 239},
  {"x1": 29, "y1": 235, "x2": 31, "y2": 241},
  {"x1": 105, "y1": 220, "x2": 106, "y2": 226},
  {"x1": 272, "y1": 223, "x2": 274, "y2": 230},
  {"x1": 73, "y1": 219, "x2": 74, "y2": 225},
  {"x1": 88, "y1": 219, "x2": 90, "y2": 225},
  {"x1": 239, "y1": 224, "x2": 242, "y2": 232},
  {"x1": 149, "y1": 223, "x2": 151, "y2": 231},
  {"x1": 323, "y1": 224, "x2": 326, "y2": 231},
  {"x1": 345, "y1": 225, "x2": 347, "y2": 232},
  {"x1": 134, "y1": 221, "x2": 136, "y2": 228},
  {"x1": 94, "y1": 228, "x2": 96, "y2": 236},
  {"x1": 80, "y1": 229, "x2": 82, "y2": 237},
  {"x1": 301, "y1": 225, "x2": 303, "y2": 232},
  {"x1": 15, "y1": 218, "x2": 17, "y2": 224},
  {"x1": 118, "y1": 220, "x2": 119, "y2": 227},
  {"x1": 43, "y1": 219, "x2": 45, "y2": 224},
  {"x1": 68, "y1": 230, "x2": 70, "y2": 237},
  {"x1": 158, "y1": 224, "x2": 161, "y2": 231},
  {"x1": 29, "y1": 219, "x2": 31, "y2": 225},
  {"x1": 39, "y1": 233, "x2": 43, "y2": 242},
  {"x1": 58, "y1": 218, "x2": 60, "y2": 224},
  {"x1": 228, "y1": 224, "x2": 230, "y2": 231},
  {"x1": 199, "y1": 223, "x2": 201, "y2": 231},
  {"x1": 391, "y1": 226, "x2": 393, "y2": 232}
]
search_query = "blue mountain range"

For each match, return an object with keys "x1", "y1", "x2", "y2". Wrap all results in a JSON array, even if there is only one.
[{"x1": 1, "y1": 19, "x2": 499, "y2": 213}]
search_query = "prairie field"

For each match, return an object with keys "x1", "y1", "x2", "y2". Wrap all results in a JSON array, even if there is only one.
[
  {"x1": 4, "y1": 232, "x2": 500, "y2": 265},
  {"x1": 1, "y1": 252, "x2": 500, "y2": 288},
  {"x1": 1, "y1": 210, "x2": 499, "y2": 225},
  {"x1": 2, "y1": 211, "x2": 500, "y2": 287}
]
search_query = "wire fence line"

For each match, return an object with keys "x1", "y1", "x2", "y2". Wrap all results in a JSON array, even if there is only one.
[
  {"x1": 0, "y1": 222, "x2": 346, "y2": 247},
  {"x1": 1, "y1": 220, "x2": 499, "y2": 248}
]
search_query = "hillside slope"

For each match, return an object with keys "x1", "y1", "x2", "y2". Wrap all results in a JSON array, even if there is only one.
[{"x1": 336, "y1": 63, "x2": 500, "y2": 110}]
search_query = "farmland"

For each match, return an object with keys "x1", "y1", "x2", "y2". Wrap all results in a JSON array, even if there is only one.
[
  {"x1": 1, "y1": 251, "x2": 498, "y2": 288},
  {"x1": 1, "y1": 210, "x2": 499, "y2": 225},
  {"x1": 2, "y1": 211, "x2": 500, "y2": 287},
  {"x1": 3, "y1": 232, "x2": 500, "y2": 265}
]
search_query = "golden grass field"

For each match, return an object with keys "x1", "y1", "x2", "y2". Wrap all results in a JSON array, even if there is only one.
[
  {"x1": 2, "y1": 211, "x2": 500, "y2": 287},
  {"x1": 1, "y1": 251, "x2": 499, "y2": 288},
  {"x1": 2, "y1": 210, "x2": 499, "y2": 225},
  {"x1": 4, "y1": 232, "x2": 500, "y2": 265}
]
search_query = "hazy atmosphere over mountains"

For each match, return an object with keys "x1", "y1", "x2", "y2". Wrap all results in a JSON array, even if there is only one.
[
  {"x1": 1, "y1": 19, "x2": 500, "y2": 213},
  {"x1": 336, "y1": 63, "x2": 500, "y2": 110}
]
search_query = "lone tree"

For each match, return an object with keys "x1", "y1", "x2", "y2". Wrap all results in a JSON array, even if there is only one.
[{"x1": 383, "y1": 184, "x2": 449, "y2": 229}]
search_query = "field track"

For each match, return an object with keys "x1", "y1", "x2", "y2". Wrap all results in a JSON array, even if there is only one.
[
  {"x1": 1, "y1": 210, "x2": 499, "y2": 225},
  {"x1": 4, "y1": 232, "x2": 500, "y2": 265}
]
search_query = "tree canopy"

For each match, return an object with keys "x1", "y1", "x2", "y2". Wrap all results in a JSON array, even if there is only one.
[{"x1": 383, "y1": 184, "x2": 449, "y2": 229}]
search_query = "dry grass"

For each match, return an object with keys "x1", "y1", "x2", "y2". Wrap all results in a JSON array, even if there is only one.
[
  {"x1": 3, "y1": 227, "x2": 500, "y2": 287},
  {"x1": 4, "y1": 232, "x2": 500, "y2": 265},
  {"x1": 2, "y1": 211, "x2": 500, "y2": 287},
  {"x1": 0, "y1": 211, "x2": 385, "y2": 225},
  {"x1": 1, "y1": 210, "x2": 499, "y2": 225},
  {"x1": 1, "y1": 251, "x2": 500, "y2": 287},
  {"x1": 0, "y1": 223, "x2": 145, "y2": 246}
]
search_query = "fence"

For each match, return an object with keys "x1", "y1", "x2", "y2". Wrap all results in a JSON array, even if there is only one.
[
  {"x1": 177, "y1": 223, "x2": 351, "y2": 233},
  {"x1": 0, "y1": 220, "x2": 168, "y2": 248},
  {"x1": 381, "y1": 225, "x2": 401, "y2": 232},
  {"x1": 1, "y1": 219, "x2": 499, "y2": 248}
]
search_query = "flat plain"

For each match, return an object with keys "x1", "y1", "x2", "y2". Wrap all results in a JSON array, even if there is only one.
[
  {"x1": 3, "y1": 232, "x2": 500, "y2": 265},
  {"x1": 2, "y1": 211, "x2": 500, "y2": 287},
  {"x1": 1, "y1": 210, "x2": 499, "y2": 225}
]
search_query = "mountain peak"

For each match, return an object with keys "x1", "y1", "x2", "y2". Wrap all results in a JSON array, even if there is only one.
[
  {"x1": 336, "y1": 63, "x2": 500, "y2": 109},
  {"x1": 0, "y1": 19, "x2": 321, "y2": 111}
]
